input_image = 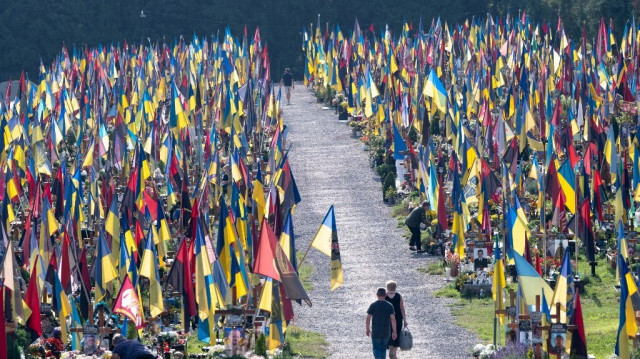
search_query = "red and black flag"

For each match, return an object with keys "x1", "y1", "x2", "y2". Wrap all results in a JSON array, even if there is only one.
[
  {"x1": 503, "y1": 138, "x2": 519, "y2": 177},
  {"x1": 165, "y1": 237, "x2": 197, "y2": 330},
  {"x1": 121, "y1": 167, "x2": 138, "y2": 215},
  {"x1": 545, "y1": 159, "x2": 560, "y2": 205},
  {"x1": 570, "y1": 290, "x2": 588, "y2": 357},
  {"x1": 480, "y1": 159, "x2": 501, "y2": 201},
  {"x1": 593, "y1": 169, "x2": 606, "y2": 222},
  {"x1": 579, "y1": 199, "x2": 596, "y2": 262},
  {"x1": 52, "y1": 165, "x2": 65, "y2": 220},
  {"x1": 77, "y1": 247, "x2": 92, "y2": 320}
]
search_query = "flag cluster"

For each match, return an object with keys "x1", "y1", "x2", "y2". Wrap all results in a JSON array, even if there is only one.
[
  {"x1": 304, "y1": 13, "x2": 640, "y2": 357},
  {"x1": 0, "y1": 25, "x2": 310, "y2": 355}
]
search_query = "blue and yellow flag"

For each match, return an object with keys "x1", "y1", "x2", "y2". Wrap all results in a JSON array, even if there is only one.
[
  {"x1": 92, "y1": 230, "x2": 117, "y2": 301},
  {"x1": 139, "y1": 229, "x2": 164, "y2": 318},
  {"x1": 550, "y1": 250, "x2": 574, "y2": 325},
  {"x1": 616, "y1": 255, "x2": 639, "y2": 359},
  {"x1": 493, "y1": 240, "x2": 506, "y2": 324},
  {"x1": 310, "y1": 205, "x2": 343, "y2": 291},
  {"x1": 512, "y1": 250, "x2": 553, "y2": 308},
  {"x1": 557, "y1": 159, "x2": 576, "y2": 214}
]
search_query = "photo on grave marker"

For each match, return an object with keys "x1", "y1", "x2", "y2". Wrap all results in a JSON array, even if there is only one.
[
  {"x1": 530, "y1": 312, "x2": 543, "y2": 344},
  {"x1": 519, "y1": 320, "x2": 532, "y2": 346},
  {"x1": 548, "y1": 239, "x2": 568, "y2": 258},
  {"x1": 224, "y1": 327, "x2": 246, "y2": 355},
  {"x1": 473, "y1": 247, "x2": 490, "y2": 271},
  {"x1": 550, "y1": 323, "x2": 567, "y2": 355}
]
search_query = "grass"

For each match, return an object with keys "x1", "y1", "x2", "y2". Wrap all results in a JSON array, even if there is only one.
[
  {"x1": 428, "y1": 256, "x2": 620, "y2": 358},
  {"x1": 576, "y1": 255, "x2": 619, "y2": 359},
  {"x1": 418, "y1": 261, "x2": 445, "y2": 275},
  {"x1": 186, "y1": 331, "x2": 210, "y2": 355},
  {"x1": 297, "y1": 252, "x2": 315, "y2": 292},
  {"x1": 286, "y1": 325, "x2": 329, "y2": 358},
  {"x1": 433, "y1": 283, "x2": 496, "y2": 342}
]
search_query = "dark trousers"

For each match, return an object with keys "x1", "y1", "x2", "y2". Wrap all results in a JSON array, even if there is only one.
[{"x1": 408, "y1": 226, "x2": 421, "y2": 250}]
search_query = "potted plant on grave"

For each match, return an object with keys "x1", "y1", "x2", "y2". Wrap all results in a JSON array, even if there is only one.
[
  {"x1": 338, "y1": 101, "x2": 349, "y2": 121},
  {"x1": 444, "y1": 252, "x2": 460, "y2": 281},
  {"x1": 385, "y1": 186, "x2": 398, "y2": 204},
  {"x1": 349, "y1": 120, "x2": 364, "y2": 137}
]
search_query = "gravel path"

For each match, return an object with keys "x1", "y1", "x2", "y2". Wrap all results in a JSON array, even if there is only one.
[{"x1": 283, "y1": 84, "x2": 478, "y2": 359}]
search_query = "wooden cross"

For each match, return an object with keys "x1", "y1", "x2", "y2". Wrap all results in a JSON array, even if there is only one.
[
  {"x1": 97, "y1": 306, "x2": 115, "y2": 336},
  {"x1": 503, "y1": 289, "x2": 518, "y2": 344},
  {"x1": 539, "y1": 301, "x2": 577, "y2": 359},
  {"x1": 532, "y1": 295, "x2": 545, "y2": 359}
]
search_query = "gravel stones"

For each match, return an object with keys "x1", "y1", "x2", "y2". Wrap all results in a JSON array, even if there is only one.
[{"x1": 284, "y1": 85, "x2": 478, "y2": 358}]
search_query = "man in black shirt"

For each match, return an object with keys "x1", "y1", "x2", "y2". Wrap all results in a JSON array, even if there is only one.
[
  {"x1": 474, "y1": 249, "x2": 489, "y2": 271},
  {"x1": 111, "y1": 334, "x2": 155, "y2": 359},
  {"x1": 405, "y1": 201, "x2": 429, "y2": 253},
  {"x1": 281, "y1": 68, "x2": 294, "y2": 105},
  {"x1": 366, "y1": 288, "x2": 397, "y2": 359}
]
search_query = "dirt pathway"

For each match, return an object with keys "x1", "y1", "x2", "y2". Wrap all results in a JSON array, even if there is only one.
[{"x1": 284, "y1": 84, "x2": 477, "y2": 358}]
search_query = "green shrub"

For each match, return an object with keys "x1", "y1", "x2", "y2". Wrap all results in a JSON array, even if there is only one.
[
  {"x1": 383, "y1": 172, "x2": 396, "y2": 193},
  {"x1": 315, "y1": 87, "x2": 327, "y2": 102},
  {"x1": 254, "y1": 333, "x2": 267, "y2": 357},
  {"x1": 385, "y1": 187, "x2": 397, "y2": 202},
  {"x1": 376, "y1": 163, "x2": 390, "y2": 178}
]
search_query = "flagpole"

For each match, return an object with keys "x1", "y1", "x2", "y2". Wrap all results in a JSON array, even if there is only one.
[{"x1": 298, "y1": 222, "x2": 323, "y2": 268}]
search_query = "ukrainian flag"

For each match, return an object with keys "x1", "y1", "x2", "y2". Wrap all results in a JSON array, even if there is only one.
[
  {"x1": 216, "y1": 198, "x2": 237, "y2": 283},
  {"x1": 550, "y1": 251, "x2": 574, "y2": 325},
  {"x1": 423, "y1": 69, "x2": 447, "y2": 113},
  {"x1": 93, "y1": 230, "x2": 117, "y2": 301},
  {"x1": 451, "y1": 165, "x2": 466, "y2": 258},
  {"x1": 280, "y1": 210, "x2": 297, "y2": 271},
  {"x1": 512, "y1": 250, "x2": 553, "y2": 308},
  {"x1": 506, "y1": 194, "x2": 530, "y2": 261},
  {"x1": 557, "y1": 159, "x2": 576, "y2": 214},
  {"x1": 139, "y1": 230, "x2": 164, "y2": 318},
  {"x1": 616, "y1": 255, "x2": 639, "y2": 358},
  {"x1": 310, "y1": 205, "x2": 336, "y2": 257}
]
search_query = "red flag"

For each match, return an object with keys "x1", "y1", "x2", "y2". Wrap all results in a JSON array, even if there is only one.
[
  {"x1": 535, "y1": 252, "x2": 543, "y2": 276},
  {"x1": 552, "y1": 189, "x2": 567, "y2": 231},
  {"x1": 134, "y1": 220, "x2": 145, "y2": 249},
  {"x1": 25, "y1": 257, "x2": 42, "y2": 336},
  {"x1": 253, "y1": 219, "x2": 281, "y2": 281},
  {"x1": 524, "y1": 233, "x2": 532, "y2": 264},
  {"x1": 143, "y1": 191, "x2": 158, "y2": 222},
  {"x1": 113, "y1": 276, "x2": 145, "y2": 329},
  {"x1": 593, "y1": 169, "x2": 606, "y2": 222}
]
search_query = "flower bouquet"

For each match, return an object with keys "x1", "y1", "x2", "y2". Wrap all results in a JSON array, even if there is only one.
[{"x1": 445, "y1": 252, "x2": 460, "y2": 279}]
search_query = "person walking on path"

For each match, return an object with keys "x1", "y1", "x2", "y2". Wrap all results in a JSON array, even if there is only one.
[
  {"x1": 385, "y1": 281, "x2": 407, "y2": 359},
  {"x1": 404, "y1": 201, "x2": 429, "y2": 253},
  {"x1": 366, "y1": 287, "x2": 397, "y2": 359},
  {"x1": 281, "y1": 68, "x2": 294, "y2": 105}
]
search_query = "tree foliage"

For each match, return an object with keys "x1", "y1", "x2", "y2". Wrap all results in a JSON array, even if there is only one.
[{"x1": 0, "y1": 0, "x2": 638, "y2": 81}]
